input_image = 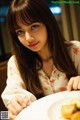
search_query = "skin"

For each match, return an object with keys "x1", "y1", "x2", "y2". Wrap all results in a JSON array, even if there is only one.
[
  {"x1": 15, "y1": 22, "x2": 50, "y2": 60},
  {"x1": 67, "y1": 76, "x2": 80, "y2": 91},
  {"x1": 8, "y1": 95, "x2": 30, "y2": 120},
  {"x1": 8, "y1": 22, "x2": 80, "y2": 120}
]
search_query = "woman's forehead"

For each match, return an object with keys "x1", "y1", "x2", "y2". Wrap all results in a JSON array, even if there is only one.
[
  {"x1": 14, "y1": 15, "x2": 32, "y2": 28},
  {"x1": 13, "y1": 9, "x2": 42, "y2": 30}
]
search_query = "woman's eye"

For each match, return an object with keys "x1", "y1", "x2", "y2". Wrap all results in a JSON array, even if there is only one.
[
  {"x1": 31, "y1": 25, "x2": 39, "y2": 30},
  {"x1": 16, "y1": 30, "x2": 24, "y2": 36}
]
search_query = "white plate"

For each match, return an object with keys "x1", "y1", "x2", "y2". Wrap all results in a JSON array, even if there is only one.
[
  {"x1": 48, "y1": 91, "x2": 80, "y2": 120},
  {"x1": 15, "y1": 91, "x2": 80, "y2": 120}
]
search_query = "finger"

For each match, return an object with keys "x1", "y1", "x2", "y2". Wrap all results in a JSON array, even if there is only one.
[
  {"x1": 67, "y1": 77, "x2": 74, "y2": 91},
  {"x1": 76, "y1": 76, "x2": 80, "y2": 89},
  {"x1": 78, "y1": 81, "x2": 80, "y2": 89},
  {"x1": 8, "y1": 103, "x2": 18, "y2": 115},
  {"x1": 15, "y1": 95, "x2": 27, "y2": 108},
  {"x1": 24, "y1": 98, "x2": 31, "y2": 106},
  {"x1": 10, "y1": 98, "x2": 23, "y2": 114},
  {"x1": 72, "y1": 78, "x2": 79, "y2": 90},
  {"x1": 8, "y1": 111, "x2": 16, "y2": 120}
]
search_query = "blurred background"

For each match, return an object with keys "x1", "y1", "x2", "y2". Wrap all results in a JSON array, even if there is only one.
[{"x1": 0, "y1": 0, "x2": 80, "y2": 110}]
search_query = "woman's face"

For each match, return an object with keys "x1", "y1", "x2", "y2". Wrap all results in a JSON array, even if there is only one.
[{"x1": 15, "y1": 22, "x2": 48, "y2": 52}]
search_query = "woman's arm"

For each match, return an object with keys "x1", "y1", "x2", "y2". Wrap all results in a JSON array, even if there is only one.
[
  {"x1": 1, "y1": 56, "x2": 37, "y2": 120},
  {"x1": 66, "y1": 41, "x2": 80, "y2": 91}
]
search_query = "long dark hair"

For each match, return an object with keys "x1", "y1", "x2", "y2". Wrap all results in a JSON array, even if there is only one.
[{"x1": 7, "y1": 0, "x2": 77, "y2": 98}]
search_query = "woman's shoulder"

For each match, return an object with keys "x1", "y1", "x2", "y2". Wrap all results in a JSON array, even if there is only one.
[
  {"x1": 65, "y1": 40, "x2": 80, "y2": 59},
  {"x1": 8, "y1": 55, "x2": 20, "y2": 74},
  {"x1": 8, "y1": 55, "x2": 16, "y2": 64},
  {"x1": 8, "y1": 55, "x2": 18, "y2": 68}
]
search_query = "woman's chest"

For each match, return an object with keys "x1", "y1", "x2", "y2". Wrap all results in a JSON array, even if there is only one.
[
  {"x1": 38, "y1": 66, "x2": 68, "y2": 95},
  {"x1": 42, "y1": 59, "x2": 53, "y2": 78}
]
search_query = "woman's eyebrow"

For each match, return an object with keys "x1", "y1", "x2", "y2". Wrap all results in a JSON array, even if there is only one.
[
  {"x1": 15, "y1": 28, "x2": 22, "y2": 33},
  {"x1": 15, "y1": 27, "x2": 21, "y2": 30},
  {"x1": 15, "y1": 22, "x2": 40, "y2": 31},
  {"x1": 15, "y1": 25, "x2": 23, "y2": 30}
]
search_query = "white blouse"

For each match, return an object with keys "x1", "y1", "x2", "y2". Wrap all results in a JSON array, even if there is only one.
[{"x1": 1, "y1": 41, "x2": 80, "y2": 108}]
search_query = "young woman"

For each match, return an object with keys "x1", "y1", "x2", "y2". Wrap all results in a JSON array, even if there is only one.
[{"x1": 1, "y1": 0, "x2": 80, "y2": 119}]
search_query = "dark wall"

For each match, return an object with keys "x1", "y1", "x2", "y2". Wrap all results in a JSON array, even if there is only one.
[{"x1": 0, "y1": 61, "x2": 7, "y2": 111}]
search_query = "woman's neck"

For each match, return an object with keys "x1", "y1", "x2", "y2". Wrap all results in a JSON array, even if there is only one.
[{"x1": 37, "y1": 45, "x2": 52, "y2": 62}]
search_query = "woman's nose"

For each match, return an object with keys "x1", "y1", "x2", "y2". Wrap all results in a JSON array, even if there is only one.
[
  {"x1": 25, "y1": 32, "x2": 34, "y2": 44},
  {"x1": 25, "y1": 32, "x2": 33, "y2": 41}
]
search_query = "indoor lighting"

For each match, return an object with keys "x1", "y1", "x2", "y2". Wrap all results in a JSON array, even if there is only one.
[{"x1": 50, "y1": 6, "x2": 62, "y2": 15}]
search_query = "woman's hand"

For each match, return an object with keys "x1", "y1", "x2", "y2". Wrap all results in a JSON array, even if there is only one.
[
  {"x1": 7, "y1": 95, "x2": 31, "y2": 120},
  {"x1": 8, "y1": 111, "x2": 16, "y2": 120},
  {"x1": 67, "y1": 76, "x2": 80, "y2": 91}
]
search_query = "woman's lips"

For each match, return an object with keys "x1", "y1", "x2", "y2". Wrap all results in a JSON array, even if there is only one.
[{"x1": 28, "y1": 41, "x2": 39, "y2": 48}]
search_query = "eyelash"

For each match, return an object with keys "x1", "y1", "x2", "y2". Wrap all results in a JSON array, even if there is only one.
[
  {"x1": 16, "y1": 30, "x2": 24, "y2": 36},
  {"x1": 31, "y1": 24, "x2": 39, "y2": 29},
  {"x1": 16, "y1": 24, "x2": 40, "y2": 36}
]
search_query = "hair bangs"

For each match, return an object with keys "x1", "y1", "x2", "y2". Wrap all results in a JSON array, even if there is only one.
[
  {"x1": 10, "y1": 6, "x2": 42, "y2": 30},
  {"x1": 15, "y1": 11, "x2": 36, "y2": 28}
]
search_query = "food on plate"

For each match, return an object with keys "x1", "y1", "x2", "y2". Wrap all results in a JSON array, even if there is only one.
[
  {"x1": 70, "y1": 98, "x2": 80, "y2": 109},
  {"x1": 61, "y1": 98, "x2": 80, "y2": 120},
  {"x1": 71, "y1": 111, "x2": 80, "y2": 120},
  {"x1": 61, "y1": 104, "x2": 77, "y2": 119}
]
